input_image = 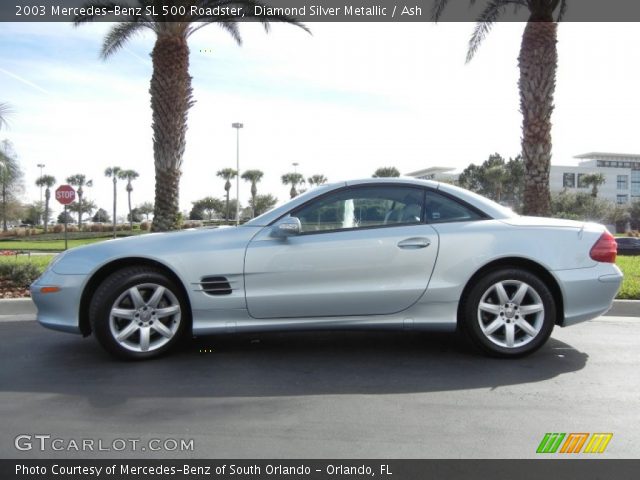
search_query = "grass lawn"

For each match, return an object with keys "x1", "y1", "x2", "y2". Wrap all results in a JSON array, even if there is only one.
[
  {"x1": 0, "y1": 237, "x2": 110, "y2": 251},
  {"x1": 0, "y1": 254, "x2": 55, "y2": 269},
  {"x1": 0, "y1": 230, "x2": 147, "y2": 252},
  {"x1": 616, "y1": 255, "x2": 640, "y2": 300}
]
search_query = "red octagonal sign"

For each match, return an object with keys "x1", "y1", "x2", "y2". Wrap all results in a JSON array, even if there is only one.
[{"x1": 55, "y1": 184, "x2": 76, "y2": 205}]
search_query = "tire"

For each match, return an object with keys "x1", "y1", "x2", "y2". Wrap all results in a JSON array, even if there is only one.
[
  {"x1": 89, "y1": 266, "x2": 189, "y2": 360},
  {"x1": 460, "y1": 268, "x2": 556, "y2": 358}
]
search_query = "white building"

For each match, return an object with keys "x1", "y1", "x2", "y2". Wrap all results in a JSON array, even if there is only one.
[
  {"x1": 550, "y1": 152, "x2": 640, "y2": 205},
  {"x1": 404, "y1": 166, "x2": 459, "y2": 183}
]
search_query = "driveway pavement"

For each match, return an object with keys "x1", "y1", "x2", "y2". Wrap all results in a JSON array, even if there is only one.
[{"x1": 0, "y1": 312, "x2": 638, "y2": 459}]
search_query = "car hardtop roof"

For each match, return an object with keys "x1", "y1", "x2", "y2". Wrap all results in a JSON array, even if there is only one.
[{"x1": 345, "y1": 177, "x2": 441, "y2": 189}]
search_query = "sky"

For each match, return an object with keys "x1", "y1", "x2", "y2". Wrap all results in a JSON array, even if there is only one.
[{"x1": 1, "y1": 21, "x2": 640, "y2": 220}]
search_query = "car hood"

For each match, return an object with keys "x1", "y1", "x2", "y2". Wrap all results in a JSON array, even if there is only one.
[{"x1": 51, "y1": 225, "x2": 262, "y2": 275}]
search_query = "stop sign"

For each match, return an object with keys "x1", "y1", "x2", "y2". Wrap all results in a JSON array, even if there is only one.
[{"x1": 55, "y1": 185, "x2": 76, "y2": 205}]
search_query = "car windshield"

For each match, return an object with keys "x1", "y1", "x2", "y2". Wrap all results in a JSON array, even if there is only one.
[{"x1": 244, "y1": 183, "x2": 342, "y2": 226}]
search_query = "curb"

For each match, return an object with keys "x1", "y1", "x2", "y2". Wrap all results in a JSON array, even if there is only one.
[
  {"x1": 0, "y1": 298, "x2": 36, "y2": 316},
  {"x1": 605, "y1": 300, "x2": 639, "y2": 318},
  {"x1": 0, "y1": 297, "x2": 636, "y2": 318}
]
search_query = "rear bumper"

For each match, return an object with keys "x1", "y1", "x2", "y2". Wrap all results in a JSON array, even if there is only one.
[
  {"x1": 30, "y1": 269, "x2": 85, "y2": 334},
  {"x1": 554, "y1": 263, "x2": 623, "y2": 327}
]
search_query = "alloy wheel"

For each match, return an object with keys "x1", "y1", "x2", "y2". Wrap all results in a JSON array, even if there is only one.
[
  {"x1": 477, "y1": 280, "x2": 545, "y2": 349},
  {"x1": 108, "y1": 283, "x2": 181, "y2": 353}
]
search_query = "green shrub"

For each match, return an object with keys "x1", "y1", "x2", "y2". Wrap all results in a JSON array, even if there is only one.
[{"x1": 0, "y1": 263, "x2": 42, "y2": 287}]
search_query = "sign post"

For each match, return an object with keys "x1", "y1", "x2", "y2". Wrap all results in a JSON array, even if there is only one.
[{"x1": 55, "y1": 185, "x2": 76, "y2": 250}]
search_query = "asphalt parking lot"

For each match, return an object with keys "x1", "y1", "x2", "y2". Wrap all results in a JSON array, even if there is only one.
[{"x1": 0, "y1": 313, "x2": 638, "y2": 459}]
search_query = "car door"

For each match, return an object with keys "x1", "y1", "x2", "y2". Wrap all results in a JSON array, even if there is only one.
[{"x1": 244, "y1": 184, "x2": 439, "y2": 319}]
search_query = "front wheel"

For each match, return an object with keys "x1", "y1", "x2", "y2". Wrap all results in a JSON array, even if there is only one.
[
  {"x1": 461, "y1": 268, "x2": 556, "y2": 358},
  {"x1": 89, "y1": 266, "x2": 188, "y2": 360}
]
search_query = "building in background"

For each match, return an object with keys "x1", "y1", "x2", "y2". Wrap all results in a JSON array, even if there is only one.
[
  {"x1": 407, "y1": 153, "x2": 640, "y2": 206},
  {"x1": 405, "y1": 166, "x2": 459, "y2": 183},
  {"x1": 550, "y1": 152, "x2": 640, "y2": 205}
]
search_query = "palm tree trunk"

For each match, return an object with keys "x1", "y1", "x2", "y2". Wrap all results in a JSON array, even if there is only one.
[
  {"x1": 44, "y1": 189, "x2": 50, "y2": 233},
  {"x1": 77, "y1": 191, "x2": 83, "y2": 229},
  {"x1": 225, "y1": 190, "x2": 230, "y2": 221},
  {"x1": 519, "y1": 19, "x2": 557, "y2": 217},
  {"x1": 153, "y1": 166, "x2": 181, "y2": 230},
  {"x1": 1, "y1": 183, "x2": 6, "y2": 232},
  {"x1": 251, "y1": 183, "x2": 257, "y2": 218},
  {"x1": 112, "y1": 178, "x2": 117, "y2": 238},
  {"x1": 150, "y1": 32, "x2": 193, "y2": 232},
  {"x1": 128, "y1": 188, "x2": 133, "y2": 230}
]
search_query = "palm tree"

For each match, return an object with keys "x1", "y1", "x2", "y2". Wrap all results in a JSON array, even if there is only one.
[
  {"x1": 104, "y1": 166, "x2": 122, "y2": 238},
  {"x1": 0, "y1": 103, "x2": 11, "y2": 131},
  {"x1": 433, "y1": 0, "x2": 567, "y2": 216},
  {"x1": 217, "y1": 168, "x2": 237, "y2": 220},
  {"x1": 0, "y1": 140, "x2": 21, "y2": 232},
  {"x1": 75, "y1": 1, "x2": 309, "y2": 232},
  {"x1": 281, "y1": 173, "x2": 305, "y2": 199},
  {"x1": 372, "y1": 167, "x2": 400, "y2": 178},
  {"x1": 241, "y1": 169, "x2": 264, "y2": 217},
  {"x1": 307, "y1": 174, "x2": 328, "y2": 187},
  {"x1": 118, "y1": 169, "x2": 140, "y2": 230},
  {"x1": 66, "y1": 174, "x2": 93, "y2": 229},
  {"x1": 581, "y1": 173, "x2": 606, "y2": 198},
  {"x1": 35, "y1": 175, "x2": 56, "y2": 233}
]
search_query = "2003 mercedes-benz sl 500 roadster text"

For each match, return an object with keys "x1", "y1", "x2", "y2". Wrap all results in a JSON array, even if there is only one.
[{"x1": 31, "y1": 179, "x2": 622, "y2": 359}]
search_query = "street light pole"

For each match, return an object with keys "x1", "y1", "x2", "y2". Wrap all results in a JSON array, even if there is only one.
[{"x1": 232, "y1": 122, "x2": 243, "y2": 226}]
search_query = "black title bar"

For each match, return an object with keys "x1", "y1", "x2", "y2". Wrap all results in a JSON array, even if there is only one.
[
  {"x1": 3, "y1": 460, "x2": 640, "y2": 480},
  {"x1": 4, "y1": 0, "x2": 640, "y2": 22}
]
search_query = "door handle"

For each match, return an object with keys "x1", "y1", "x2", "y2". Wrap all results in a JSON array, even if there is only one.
[{"x1": 397, "y1": 237, "x2": 431, "y2": 249}]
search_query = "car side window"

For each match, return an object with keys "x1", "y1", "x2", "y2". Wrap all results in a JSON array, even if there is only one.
[
  {"x1": 293, "y1": 186, "x2": 425, "y2": 233},
  {"x1": 425, "y1": 191, "x2": 483, "y2": 223}
]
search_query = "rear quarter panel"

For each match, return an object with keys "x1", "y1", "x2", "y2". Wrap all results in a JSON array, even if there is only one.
[{"x1": 421, "y1": 219, "x2": 604, "y2": 305}]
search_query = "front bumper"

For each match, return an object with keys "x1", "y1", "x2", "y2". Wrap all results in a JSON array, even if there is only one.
[
  {"x1": 554, "y1": 262, "x2": 623, "y2": 327},
  {"x1": 30, "y1": 269, "x2": 86, "y2": 334}
]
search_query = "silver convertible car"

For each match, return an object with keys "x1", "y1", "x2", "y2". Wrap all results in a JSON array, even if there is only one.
[{"x1": 31, "y1": 178, "x2": 622, "y2": 359}]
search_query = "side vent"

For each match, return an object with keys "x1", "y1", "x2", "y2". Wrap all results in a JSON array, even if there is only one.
[{"x1": 200, "y1": 276, "x2": 232, "y2": 296}]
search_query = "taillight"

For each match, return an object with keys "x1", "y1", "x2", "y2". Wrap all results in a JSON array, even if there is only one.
[{"x1": 590, "y1": 231, "x2": 617, "y2": 263}]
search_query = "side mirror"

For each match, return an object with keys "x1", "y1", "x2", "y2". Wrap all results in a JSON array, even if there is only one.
[{"x1": 272, "y1": 217, "x2": 302, "y2": 237}]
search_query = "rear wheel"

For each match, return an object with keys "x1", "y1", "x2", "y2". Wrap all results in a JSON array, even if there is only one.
[
  {"x1": 461, "y1": 268, "x2": 556, "y2": 357},
  {"x1": 89, "y1": 266, "x2": 188, "y2": 360}
]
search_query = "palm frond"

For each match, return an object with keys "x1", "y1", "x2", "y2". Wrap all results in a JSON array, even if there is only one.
[
  {"x1": 101, "y1": 21, "x2": 147, "y2": 59},
  {"x1": 218, "y1": 21, "x2": 243, "y2": 45},
  {"x1": 556, "y1": 0, "x2": 568, "y2": 21},
  {"x1": 431, "y1": 0, "x2": 451, "y2": 22},
  {"x1": 0, "y1": 102, "x2": 12, "y2": 130},
  {"x1": 466, "y1": 0, "x2": 522, "y2": 62}
]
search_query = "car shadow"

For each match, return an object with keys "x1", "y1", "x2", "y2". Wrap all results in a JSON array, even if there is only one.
[{"x1": 1, "y1": 322, "x2": 588, "y2": 407}]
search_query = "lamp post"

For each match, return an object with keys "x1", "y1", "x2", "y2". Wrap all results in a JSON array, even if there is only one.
[
  {"x1": 37, "y1": 163, "x2": 45, "y2": 225},
  {"x1": 231, "y1": 122, "x2": 243, "y2": 226},
  {"x1": 293, "y1": 162, "x2": 299, "y2": 174}
]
